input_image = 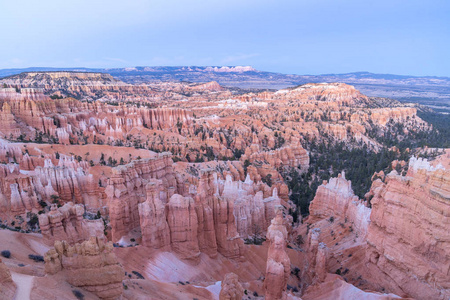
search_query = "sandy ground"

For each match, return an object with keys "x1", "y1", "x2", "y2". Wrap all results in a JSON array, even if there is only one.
[{"x1": 11, "y1": 272, "x2": 34, "y2": 300}]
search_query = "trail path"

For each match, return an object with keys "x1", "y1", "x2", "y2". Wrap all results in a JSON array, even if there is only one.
[{"x1": 11, "y1": 272, "x2": 34, "y2": 300}]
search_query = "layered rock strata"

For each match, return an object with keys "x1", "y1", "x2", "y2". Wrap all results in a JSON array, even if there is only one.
[
  {"x1": 366, "y1": 156, "x2": 450, "y2": 299},
  {"x1": 44, "y1": 237, "x2": 124, "y2": 300},
  {"x1": 0, "y1": 259, "x2": 16, "y2": 300},
  {"x1": 106, "y1": 153, "x2": 177, "y2": 241},
  {"x1": 308, "y1": 171, "x2": 371, "y2": 236},
  {"x1": 264, "y1": 206, "x2": 291, "y2": 300},
  {"x1": 38, "y1": 202, "x2": 104, "y2": 244},
  {"x1": 219, "y1": 273, "x2": 245, "y2": 300}
]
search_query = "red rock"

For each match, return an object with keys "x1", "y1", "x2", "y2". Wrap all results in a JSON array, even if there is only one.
[
  {"x1": 44, "y1": 237, "x2": 124, "y2": 300},
  {"x1": 0, "y1": 258, "x2": 16, "y2": 300},
  {"x1": 365, "y1": 156, "x2": 450, "y2": 299},
  {"x1": 264, "y1": 206, "x2": 290, "y2": 300},
  {"x1": 219, "y1": 273, "x2": 245, "y2": 300},
  {"x1": 38, "y1": 202, "x2": 104, "y2": 244}
]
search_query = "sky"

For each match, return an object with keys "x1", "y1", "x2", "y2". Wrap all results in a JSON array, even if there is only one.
[{"x1": 1, "y1": 0, "x2": 449, "y2": 76}]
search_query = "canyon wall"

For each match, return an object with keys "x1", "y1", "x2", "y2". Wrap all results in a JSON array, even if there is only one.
[
  {"x1": 366, "y1": 156, "x2": 450, "y2": 299},
  {"x1": 306, "y1": 155, "x2": 449, "y2": 300}
]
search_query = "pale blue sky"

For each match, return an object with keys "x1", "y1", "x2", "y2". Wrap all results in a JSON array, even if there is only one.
[{"x1": 1, "y1": 0, "x2": 449, "y2": 76}]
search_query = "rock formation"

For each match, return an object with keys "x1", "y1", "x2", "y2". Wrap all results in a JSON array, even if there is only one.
[
  {"x1": 264, "y1": 206, "x2": 290, "y2": 300},
  {"x1": 273, "y1": 83, "x2": 369, "y2": 106},
  {"x1": 38, "y1": 202, "x2": 104, "y2": 244},
  {"x1": 136, "y1": 169, "x2": 283, "y2": 260},
  {"x1": 243, "y1": 142, "x2": 310, "y2": 172},
  {"x1": 44, "y1": 237, "x2": 124, "y2": 299},
  {"x1": 365, "y1": 156, "x2": 450, "y2": 299},
  {"x1": 308, "y1": 171, "x2": 371, "y2": 236},
  {"x1": 0, "y1": 259, "x2": 16, "y2": 300},
  {"x1": 106, "y1": 153, "x2": 177, "y2": 241},
  {"x1": 166, "y1": 194, "x2": 201, "y2": 260},
  {"x1": 219, "y1": 273, "x2": 245, "y2": 300}
]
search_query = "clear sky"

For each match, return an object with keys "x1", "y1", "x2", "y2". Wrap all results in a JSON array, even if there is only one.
[{"x1": 1, "y1": 0, "x2": 449, "y2": 76}]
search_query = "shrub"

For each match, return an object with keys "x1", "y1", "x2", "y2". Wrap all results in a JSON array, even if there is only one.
[
  {"x1": 1, "y1": 250, "x2": 11, "y2": 258},
  {"x1": 28, "y1": 254, "x2": 44, "y2": 262},
  {"x1": 72, "y1": 290, "x2": 84, "y2": 300},
  {"x1": 132, "y1": 270, "x2": 145, "y2": 279}
]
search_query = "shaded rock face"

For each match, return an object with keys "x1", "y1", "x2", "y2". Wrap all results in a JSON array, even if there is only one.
[
  {"x1": 38, "y1": 202, "x2": 104, "y2": 244},
  {"x1": 0, "y1": 258, "x2": 16, "y2": 300},
  {"x1": 302, "y1": 228, "x2": 328, "y2": 286},
  {"x1": 264, "y1": 206, "x2": 290, "y2": 300},
  {"x1": 366, "y1": 156, "x2": 450, "y2": 300},
  {"x1": 219, "y1": 273, "x2": 244, "y2": 300},
  {"x1": 44, "y1": 237, "x2": 124, "y2": 300}
]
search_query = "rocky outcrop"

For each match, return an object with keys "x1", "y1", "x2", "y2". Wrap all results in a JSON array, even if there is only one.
[
  {"x1": 38, "y1": 202, "x2": 104, "y2": 244},
  {"x1": 0, "y1": 155, "x2": 100, "y2": 217},
  {"x1": 243, "y1": 142, "x2": 310, "y2": 172},
  {"x1": 0, "y1": 259, "x2": 16, "y2": 300},
  {"x1": 365, "y1": 156, "x2": 450, "y2": 299},
  {"x1": 166, "y1": 194, "x2": 201, "y2": 260},
  {"x1": 0, "y1": 72, "x2": 153, "y2": 101},
  {"x1": 303, "y1": 228, "x2": 328, "y2": 285},
  {"x1": 219, "y1": 273, "x2": 245, "y2": 300},
  {"x1": 44, "y1": 237, "x2": 124, "y2": 300},
  {"x1": 264, "y1": 206, "x2": 290, "y2": 300},
  {"x1": 308, "y1": 172, "x2": 371, "y2": 237},
  {"x1": 189, "y1": 81, "x2": 223, "y2": 92},
  {"x1": 136, "y1": 169, "x2": 283, "y2": 260},
  {"x1": 274, "y1": 83, "x2": 368, "y2": 106},
  {"x1": 106, "y1": 153, "x2": 177, "y2": 241},
  {"x1": 138, "y1": 180, "x2": 171, "y2": 250}
]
